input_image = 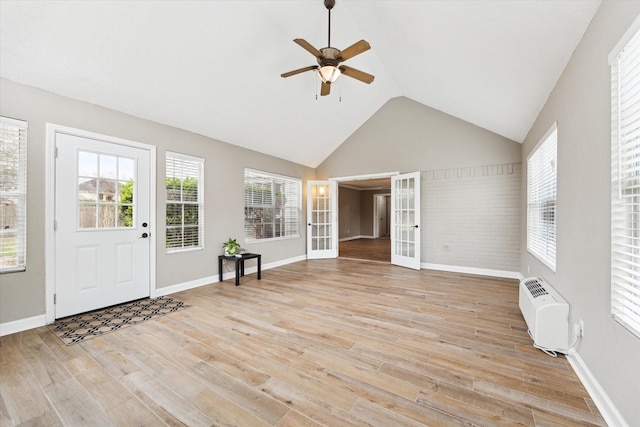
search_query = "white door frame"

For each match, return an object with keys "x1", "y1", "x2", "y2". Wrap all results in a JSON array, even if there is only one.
[
  {"x1": 44, "y1": 124, "x2": 157, "y2": 324},
  {"x1": 331, "y1": 171, "x2": 399, "y2": 185},
  {"x1": 373, "y1": 193, "x2": 391, "y2": 238}
]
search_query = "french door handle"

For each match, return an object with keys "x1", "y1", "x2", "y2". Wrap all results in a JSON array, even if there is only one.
[
  {"x1": 140, "y1": 232, "x2": 149, "y2": 239},
  {"x1": 414, "y1": 225, "x2": 419, "y2": 228},
  {"x1": 308, "y1": 223, "x2": 311, "y2": 226}
]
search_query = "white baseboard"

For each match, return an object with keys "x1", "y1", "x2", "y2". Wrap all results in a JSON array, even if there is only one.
[
  {"x1": 156, "y1": 254, "x2": 306, "y2": 297},
  {"x1": 0, "y1": 255, "x2": 307, "y2": 335},
  {"x1": 567, "y1": 349, "x2": 629, "y2": 427},
  {"x1": 422, "y1": 263, "x2": 521, "y2": 280},
  {"x1": 0, "y1": 314, "x2": 47, "y2": 337},
  {"x1": 155, "y1": 274, "x2": 220, "y2": 297}
]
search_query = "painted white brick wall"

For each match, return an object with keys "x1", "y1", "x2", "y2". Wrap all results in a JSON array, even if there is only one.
[{"x1": 422, "y1": 163, "x2": 521, "y2": 272}]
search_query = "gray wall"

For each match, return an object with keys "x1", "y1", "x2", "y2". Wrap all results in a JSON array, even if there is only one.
[
  {"x1": 317, "y1": 97, "x2": 521, "y2": 175},
  {"x1": 424, "y1": 163, "x2": 521, "y2": 272},
  {"x1": 0, "y1": 78, "x2": 314, "y2": 324},
  {"x1": 520, "y1": 2, "x2": 640, "y2": 425},
  {"x1": 338, "y1": 188, "x2": 390, "y2": 239},
  {"x1": 317, "y1": 96, "x2": 522, "y2": 270},
  {"x1": 359, "y1": 190, "x2": 378, "y2": 237},
  {"x1": 338, "y1": 186, "x2": 361, "y2": 239}
]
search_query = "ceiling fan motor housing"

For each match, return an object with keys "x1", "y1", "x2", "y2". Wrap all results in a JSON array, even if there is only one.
[{"x1": 319, "y1": 47, "x2": 340, "y2": 67}]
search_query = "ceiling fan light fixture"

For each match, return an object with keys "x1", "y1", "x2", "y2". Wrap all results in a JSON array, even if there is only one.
[{"x1": 318, "y1": 65, "x2": 341, "y2": 83}]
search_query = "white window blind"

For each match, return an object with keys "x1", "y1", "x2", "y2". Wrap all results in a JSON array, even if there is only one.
[
  {"x1": 244, "y1": 169, "x2": 301, "y2": 241},
  {"x1": 0, "y1": 117, "x2": 28, "y2": 273},
  {"x1": 166, "y1": 152, "x2": 204, "y2": 252},
  {"x1": 611, "y1": 26, "x2": 640, "y2": 339},
  {"x1": 527, "y1": 124, "x2": 557, "y2": 271}
]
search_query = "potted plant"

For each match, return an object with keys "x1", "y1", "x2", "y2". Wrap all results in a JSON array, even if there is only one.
[{"x1": 222, "y1": 237, "x2": 241, "y2": 256}]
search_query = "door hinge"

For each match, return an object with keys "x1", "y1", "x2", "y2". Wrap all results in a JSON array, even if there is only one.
[
  {"x1": 53, "y1": 294, "x2": 56, "y2": 304},
  {"x1": 54, "y1": 220, "x2": 57, "y2": 231},
  {"x1": 54, "y1": 146, "x2": 58, "y2": 158}
]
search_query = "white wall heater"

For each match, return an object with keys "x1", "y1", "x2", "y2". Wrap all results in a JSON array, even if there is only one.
[{"x1": 519, "y1": 277, "x2": 569, "y2": 352}]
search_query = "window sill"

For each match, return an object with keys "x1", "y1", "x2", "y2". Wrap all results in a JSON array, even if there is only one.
[{"x1": 166, "y1": 246, "x2": 204, "y2": 255}]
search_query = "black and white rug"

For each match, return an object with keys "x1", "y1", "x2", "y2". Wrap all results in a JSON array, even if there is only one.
[{"x1": 49, "y1": 296, "x2": 189, "y2": 345}]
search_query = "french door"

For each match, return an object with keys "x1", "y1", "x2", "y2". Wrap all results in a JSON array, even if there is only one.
[
  {"x1": 391, "y1": 172, "x2": 421, "y2": 270},
  {"x1": 307, "y1": 180, "x2": 337, "y2": 259},
  {"x1": 54, "y1": 130, "x2": 152, "y2": 318}
]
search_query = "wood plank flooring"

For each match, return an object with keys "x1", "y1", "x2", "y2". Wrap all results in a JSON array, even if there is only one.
[
  {"x1": 0, "y1": 259, "x2": 605, "y2": 426},
  {"x1": 339, "y1": 238, "x2": 391, "y2": 263}
]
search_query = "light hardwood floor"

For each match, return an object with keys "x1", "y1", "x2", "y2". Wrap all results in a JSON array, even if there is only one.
[{"x1": 0, "y1": 259, "x2": 605, "y2": 426}]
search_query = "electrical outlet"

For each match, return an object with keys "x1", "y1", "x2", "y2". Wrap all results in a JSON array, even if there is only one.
[{"x1": 574, "y1": 319, "x2": 585, "y2": 338}]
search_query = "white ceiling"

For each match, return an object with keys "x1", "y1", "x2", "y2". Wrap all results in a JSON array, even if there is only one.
[{"x1": 0, "y1": 1, "x2": 601, "y2": 168}]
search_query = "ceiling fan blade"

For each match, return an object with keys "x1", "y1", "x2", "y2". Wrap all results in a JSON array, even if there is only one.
[
  {"x1": 338, "y1": 40, "x2": 371, "y2": 62},
  {"x1": 339, "y1": 66, "x2": 375, "y2": 84},
  {"x1": 320, "y1": 81, "x2": 331, "y2": 96},
  {"x1": 294, "y1": 39, "x2": 323, "y2": 59},
  {"x1": 281, "y1": 65, "x2": 318, "y2": 78}
]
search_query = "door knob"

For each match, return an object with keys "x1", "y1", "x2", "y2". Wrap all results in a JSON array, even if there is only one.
[{"x1": 140, "y1": 232, "x2": 149, "y2": 238}]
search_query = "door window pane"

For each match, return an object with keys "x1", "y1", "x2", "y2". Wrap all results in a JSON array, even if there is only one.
[{"x1": 77, "y1": 151, "x2": 135, "y2": 229}]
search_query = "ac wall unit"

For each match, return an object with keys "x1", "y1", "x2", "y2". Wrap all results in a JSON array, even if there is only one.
[{"x1": 519, "y1": 277, "x2": 569, "y2": 352}]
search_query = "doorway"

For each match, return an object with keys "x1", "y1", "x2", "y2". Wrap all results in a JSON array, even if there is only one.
[
  {"x1": 45, "y1": 124, "x2": 156, "y2": 322},
  {"x1": 333, "y1": 173, "x2": 394, "y2": 263},
  {"x1": 373, "y1": 194, "x2": 391, "y2": 238}
]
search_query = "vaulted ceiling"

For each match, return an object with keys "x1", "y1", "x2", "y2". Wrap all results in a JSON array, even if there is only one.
[{"x1": 0, "y1": 1, "x2": 601, "y2": 167}]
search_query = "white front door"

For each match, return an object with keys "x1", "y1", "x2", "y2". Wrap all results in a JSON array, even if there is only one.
[
  {"x1": 307, "y1": 180, "x2": 337, "y2": 259},
  {"x1": 391, "y1": 172, "x2": 421, "y2": 270},
  {"x1": 54, "y1": 132, "x2": 152, "y2": 318}
]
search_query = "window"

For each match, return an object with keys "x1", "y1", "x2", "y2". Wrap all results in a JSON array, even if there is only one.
[
  {"x1": 77, "y1": 151, "x2": 135, "y2": 229},
  {"x1": 527, "y1": 123, "x2": 557, "y2": 271},
  {"x1": 611, "y1": 23, "x2": 640, "y2": 338},
  {"x1": 166, "y1": 152, "x2": 204, "y2": 252},
  {"x1": 244, "y1": 169, "x2": 301, "y2": 241},
  {"x1": 0, "y1": 117, "x2": 27, "y2": 273}
]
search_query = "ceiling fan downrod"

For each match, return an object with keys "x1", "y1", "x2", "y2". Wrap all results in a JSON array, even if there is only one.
[{"x1": 325, "y1": 0, "x2": 335, "y2": 48}]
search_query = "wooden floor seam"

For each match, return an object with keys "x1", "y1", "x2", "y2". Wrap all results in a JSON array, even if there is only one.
[{"x1": 0, "y1": 257, "x2": 605, "y2": 426}]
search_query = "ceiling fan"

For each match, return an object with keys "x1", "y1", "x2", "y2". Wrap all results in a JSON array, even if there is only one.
[{"x1": 281, "y1": 0, "x2": 375, "y2": 96}]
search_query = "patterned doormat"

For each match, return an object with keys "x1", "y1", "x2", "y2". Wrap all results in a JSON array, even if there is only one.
[{"x1": 49, "y1": 296, "x2": 189, "y2": 345}]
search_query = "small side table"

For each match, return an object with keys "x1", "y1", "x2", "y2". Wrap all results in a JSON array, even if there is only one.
[{"x1": 218, "y1": 253, "x2": 262, "y2": 286}]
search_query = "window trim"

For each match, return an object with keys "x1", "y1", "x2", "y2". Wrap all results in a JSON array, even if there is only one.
[
  {"x1": 611, "y1": 23, "x2": 640, "y2": 339},
  {"x1": 165, "y1": 151, "x2": 204, "y2": 253},
  {"x1": 244, "y1": 168, "x2": 302, "y2": 243},
  {"x1": 526, "y1": 122, "x2": 558, "y2": 272},
  {"x1": 0, "y1": 116, "x2": 28, "y2": 273}
]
